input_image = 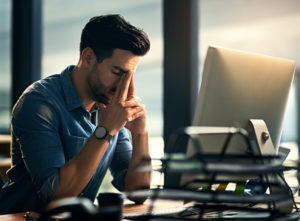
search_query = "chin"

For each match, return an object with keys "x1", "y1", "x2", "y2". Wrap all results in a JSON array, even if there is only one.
[{"x1": 94, "y1": 94, "x2": 109, "y2": 105}]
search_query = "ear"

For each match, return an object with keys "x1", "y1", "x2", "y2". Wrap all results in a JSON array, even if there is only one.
[{"x1": 80, "y1": 47, "x2": 97, "y2": 68}]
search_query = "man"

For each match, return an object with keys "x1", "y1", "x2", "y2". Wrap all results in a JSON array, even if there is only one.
[{"x1": 0, "y1": 14, "x2": 151, "y2": 214}]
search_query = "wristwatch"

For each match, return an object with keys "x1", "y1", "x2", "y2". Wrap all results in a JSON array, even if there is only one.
[{"x1": 94, "y1": 126, "x2": 112, "y2": 141}]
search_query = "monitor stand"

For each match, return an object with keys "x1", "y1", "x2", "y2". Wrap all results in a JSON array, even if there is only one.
[{"x1": 248, "y1": 119, "x2": 294, "y2": 214}]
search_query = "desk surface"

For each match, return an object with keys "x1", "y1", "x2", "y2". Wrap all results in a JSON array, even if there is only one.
[
  {"x1": 0, "y1": 200, "x2": 184, "y2": 221},
  {"x1": 2, "y1": 197, "x2": 300, "y2": 221},
  {"x1": 0, "y1": 134, "x2": 10, "y2": 143},
  {"x1": 0, "y1": 213, "x2": 27, "y2": 221}
]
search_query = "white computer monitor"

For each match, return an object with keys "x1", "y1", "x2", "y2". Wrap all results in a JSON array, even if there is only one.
[
  {"x1": 189, "y1": 46, "x2": 295, "y2": 154},
  {"x1": 180, "y1": 46, "x2": 296, "y2": 187}
]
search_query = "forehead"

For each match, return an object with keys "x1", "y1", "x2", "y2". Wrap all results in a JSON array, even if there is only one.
[{"x1": 105, "y1": 49, "x2": 140, "y2": 72}]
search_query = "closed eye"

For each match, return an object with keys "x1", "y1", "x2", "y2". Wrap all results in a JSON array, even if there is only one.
[
  {"x1": 112, "y1": 65, "x2": 129, "y2": 76},
  {"x1": 112, "y1": 71, "x2": 122, "y2": 76}
]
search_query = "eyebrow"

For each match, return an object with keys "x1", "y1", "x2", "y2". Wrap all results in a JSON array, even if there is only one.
[{"x1": 112, "y1": 66, "x2": 129, "y2": 74}]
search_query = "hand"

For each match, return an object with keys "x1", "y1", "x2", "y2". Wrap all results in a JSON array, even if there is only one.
[
  {"x1": 125, "y1": 75, "x2": 147, "y2": 135},
  {"x1": 98, "y1": 72, "x2": 146, "y2": 135}
]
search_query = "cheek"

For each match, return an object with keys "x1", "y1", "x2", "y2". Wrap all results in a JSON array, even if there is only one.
[
  {"x1": 104, "y1": 74, "x2": 122, "y2": 88},
  {"x1": 98, "y1": 75, "x2": 121, "y2": 92},
  {"x1": 97, "y1": 65, "x2": 121, "y2": 89}
]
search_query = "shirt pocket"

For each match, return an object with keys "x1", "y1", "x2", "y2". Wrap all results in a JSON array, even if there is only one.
[{"x1": 61, "y1": 134, "x2": 88, "y2": 161}]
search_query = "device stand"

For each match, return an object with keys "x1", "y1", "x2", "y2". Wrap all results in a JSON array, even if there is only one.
[{"x1": 248, "y1": 119, "x2": 294, "y2": 214}]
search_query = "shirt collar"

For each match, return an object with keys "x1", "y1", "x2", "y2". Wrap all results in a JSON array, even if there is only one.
[{"x1": 60, "y1": 65, "x2": 85, "y2": 111}]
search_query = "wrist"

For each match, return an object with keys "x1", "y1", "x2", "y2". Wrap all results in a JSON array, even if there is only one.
[
  {"x1": 131, "y1": 129, "x2": 148, "y2": 137},
  {"x1": 98, "y1": 121, "x2": 117, "y2": 136}
]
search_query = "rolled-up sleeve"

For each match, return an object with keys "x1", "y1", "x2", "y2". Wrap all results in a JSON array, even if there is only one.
[
  {"x1": 12, "y1": 93, "x2": 65, "y2": 203},
  {"x1": 110, "y1": 128, "x2": 132, "y2": 191},
  {"x1": 36, "y1": 172, "x2": 60, "y2": 203}
]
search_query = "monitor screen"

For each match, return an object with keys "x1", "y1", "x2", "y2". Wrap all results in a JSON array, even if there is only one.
[{"x1": 171, "y1": 46, "x2": 296, "y2": 188}]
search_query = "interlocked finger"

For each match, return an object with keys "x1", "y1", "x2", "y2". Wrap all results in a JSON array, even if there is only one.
[
  {"x1": 126, "y1": 105, "x2": 145, "y2": 121},
  {"x1": 128, "y1": 108, "x2": 145, "y2": 122},
  {"x1": 123, "y1": 96, "x2": 141, "y2": 107}
]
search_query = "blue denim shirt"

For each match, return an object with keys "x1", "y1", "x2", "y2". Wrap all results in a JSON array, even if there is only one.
[{"x1": 0, "y1": 65, "x2": 132, "y2": 214}]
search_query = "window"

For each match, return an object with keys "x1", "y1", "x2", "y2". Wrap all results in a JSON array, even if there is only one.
[{"x1": 0, "y1": 1, "x2": 11, "y2": 134}]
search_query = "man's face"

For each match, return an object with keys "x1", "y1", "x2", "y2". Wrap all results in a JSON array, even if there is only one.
[{"x1": 87, "y1": 49, "x2": 140, "y2": 104}]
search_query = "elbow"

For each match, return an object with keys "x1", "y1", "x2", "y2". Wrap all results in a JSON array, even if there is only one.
[
  {"x1": 126, "y1": 184, "x2": 150, "y2": 205},
  {"x1": 125, "y1": 171, "x2": 151, "y2": 191}
]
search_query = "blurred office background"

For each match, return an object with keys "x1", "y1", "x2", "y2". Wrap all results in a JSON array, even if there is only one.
[{"x1": 1, "y1": 0, "x2": 300, "y2": 191}]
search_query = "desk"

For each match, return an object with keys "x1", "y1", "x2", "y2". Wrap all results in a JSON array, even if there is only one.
[
  {"x1": 2, "y1": 197, "x2": 300, "y2": 220},
  {"x1": 0, "y1": 213, "x2": 24, "y2": 221},
  {"x1": 123, "y1": 199, "x2": 184, "y2": 215},
  {"x1": 0, "y1": 200, "x2": 184, "y2": 221},
  {"x1": 0, "y1": 134, "x2": 11, "y2": 181}
]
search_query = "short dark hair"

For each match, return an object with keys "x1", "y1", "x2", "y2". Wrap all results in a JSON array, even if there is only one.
[{"x1": 80, "y1": 14, "x2": 150, "y2": 63}]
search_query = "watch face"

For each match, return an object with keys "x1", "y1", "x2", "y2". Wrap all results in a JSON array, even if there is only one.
[{"x1": 95, "y1": 126, "x2": 107, "y2": 139}]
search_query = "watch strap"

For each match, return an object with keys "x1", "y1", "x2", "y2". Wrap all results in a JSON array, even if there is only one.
[{"x1": 105, "y1": 133, "x2": 113, "y2": 141}]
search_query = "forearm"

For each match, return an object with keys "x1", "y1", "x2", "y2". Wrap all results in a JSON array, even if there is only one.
[
  {"x1": 125, "y1": 131, "x2": 151, "y2": 192},
  {"x1": 53, "y1": 135, "x2": 109, "y2": 199}
]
